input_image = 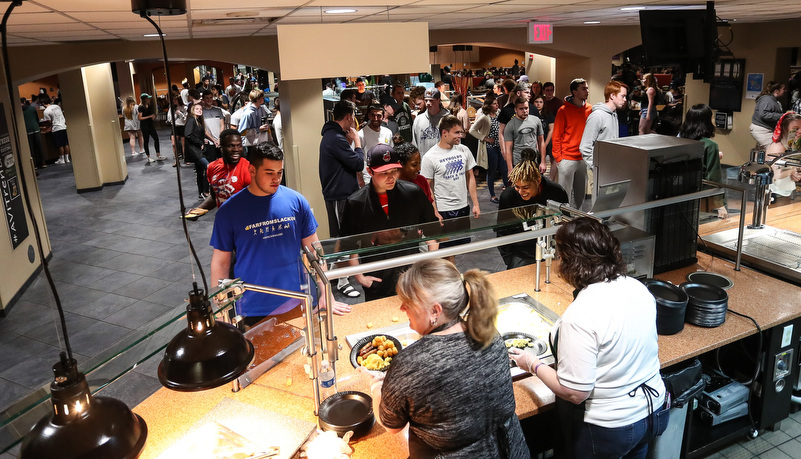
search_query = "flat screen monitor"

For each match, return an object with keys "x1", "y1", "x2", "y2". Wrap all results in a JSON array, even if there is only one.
[{"x1": 639, "y1": 9, "x2": 710, "y2": 67}]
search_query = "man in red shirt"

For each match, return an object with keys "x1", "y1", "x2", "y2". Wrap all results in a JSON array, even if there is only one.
[
  {"x1": 552, "y1": 78, "x2": 592, "y2": 209},
  {"x1": 184, "y1": 129, "x2": 251, "y2": 219}
]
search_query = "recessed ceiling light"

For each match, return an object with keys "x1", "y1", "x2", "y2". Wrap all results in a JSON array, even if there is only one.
[
  {"x1": 620, "y1": 6, "x2": 646, "y2": 11},
  {"x1": 143, "y1": 33, "x2": 163, "y2": 37},
  {"x1": 325, "y1": 9, "x2": 357, "y2": 14},
  {"x1": 584, "y1": 21, "x2": 600, "y2": 24}
]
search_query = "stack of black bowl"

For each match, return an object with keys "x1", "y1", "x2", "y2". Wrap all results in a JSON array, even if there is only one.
[
  {"x1": 644, "y1": 279, "x2": 689, "y2": 335},
  {"x1": 680, "y1": 282, "x2": 728, "y2": 327}
]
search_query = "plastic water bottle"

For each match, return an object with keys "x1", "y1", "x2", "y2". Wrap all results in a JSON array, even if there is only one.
[{"x1": 319, "y1": 361, "x2": 335, "y2": 401}]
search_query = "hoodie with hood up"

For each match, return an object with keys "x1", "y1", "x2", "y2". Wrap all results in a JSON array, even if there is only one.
[{"x1": 319, "y1": 120, "x2": 364, "y2": 201}]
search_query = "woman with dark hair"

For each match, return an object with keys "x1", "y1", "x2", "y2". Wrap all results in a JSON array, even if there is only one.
[
  {"x1": 750, "y1": 80, "x2": 786, "y2": 149},
  {"x1": 510, "y1": 218, "x2": 668, "y2": 458},
  {"x1": 470, "y1": 92, "x2": 506, "y2": 203},
  {"x1": 638, "y1": 73, "x2": 660, "y2": 135},
  {"x1": 363, "y1": 259, "x2": 530, "y2": 458},
  {"x1": 184, "y1": 102, "x2": 210, "y2": 199},
  {"x1": 680, "y1": 103, "x2": 727, "y2": 218},
  {"x1": 449, "y1": 93, "x2": 471, "y2": 131},
  {"x1": 765, "y1": 112, "x2": 801, "y2": 197},
  {"x1": 395, "y1": 142, "x2": 434, "y2": 204}
]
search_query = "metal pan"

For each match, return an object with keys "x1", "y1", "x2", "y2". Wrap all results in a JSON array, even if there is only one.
[
  {"x1": 318, "y1": 391, "x2": 375, "y2": 438},
  {"x1": 350, "y1": 334, "x2": 403, "y2": 371},
  {"x1": 502, "y1": 332, "x2": 548, "y2": 356},
  {"x1": 686, "y1": 271, "x2": 733, "y2": 290}
]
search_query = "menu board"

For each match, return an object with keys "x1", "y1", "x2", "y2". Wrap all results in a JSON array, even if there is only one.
[{"x1": 0, "y1": 103, "x2": 29, "y2": 249}]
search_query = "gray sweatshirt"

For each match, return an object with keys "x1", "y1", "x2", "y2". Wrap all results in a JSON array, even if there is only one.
[{"x1": 580, "y1": 103, "x2": 619, "y2": 168}]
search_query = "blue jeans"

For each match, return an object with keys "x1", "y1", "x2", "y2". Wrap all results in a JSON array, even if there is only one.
[
  {"x1": 486, "y1": 144, "x2": 508, "y2": 197},
  {"x1": 573, "y1": 406, "x2": 669, "y2": 459}
]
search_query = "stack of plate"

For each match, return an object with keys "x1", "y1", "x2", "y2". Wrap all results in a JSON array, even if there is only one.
[
  {"x1": 644, "y1": 279, "x2": 689, "y2": 335},
  {"x1": 680, "y1": 282, "x2": 728, "y2": 327}
]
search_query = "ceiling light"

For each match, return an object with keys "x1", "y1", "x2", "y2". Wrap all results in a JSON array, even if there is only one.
[
  {"x1": 620, "y1": 6, "x2": 646, "y2": 11},
  {"x1": 584, "y1": 21, "x2": 600, "y2": 24},
  {"x1": 325, "y1": 9, "x2": 357, "y2": 14},
  {"x1": 143, "y1": 33, "x2": 163, "y2": 37}
]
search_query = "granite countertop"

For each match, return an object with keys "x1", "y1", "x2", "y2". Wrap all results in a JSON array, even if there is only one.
[{"x1": 133, "y1": 251, "x2": 801, "y2": 458}]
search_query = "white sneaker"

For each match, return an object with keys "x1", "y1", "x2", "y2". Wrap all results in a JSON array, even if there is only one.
[
  {"x1": 146, "y1": 157, "x2": 155, "y2": 164},
  {"x1": 65, "y1": 156, "x2": 70, "y2": 163},
  {"x1": 155, "y1": 155, "x2": 168, "y2": 161},
  {"x1": 55, "y1": 159, "x2": 65, "y2": 164}
]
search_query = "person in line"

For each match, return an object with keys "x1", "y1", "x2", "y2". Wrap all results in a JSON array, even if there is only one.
[
  {"x1": 41, "y1": 95, "x2": 71, "y2": 165},
  {"x1": 184, "y1": 129, "x2": 251, "y2": 219},
  {"x1": 679, "y1": 104, "x2": 728, "y2": 218},
  {"x1": 364, "y1": 258, "x2": 530, "y2": 458},
  {"x1": 122, "y1": 96, "x2": 144, "y2": 157},
  {"x1": 138, "y1": 93, "x2": 166, "y2": 163},
  {"x1": 553, "y1": 78, "x2": 592, "y2": 209},
  {"x1": 638, "y1": 73, "x2": 661, "y2": 135},
  {"x1": 412, "y1": 87, "x2": 450, "y2": 156},
  {"x1": 237, "y1": 89, "x2": 272, "y2": 147},
  {"x1": 390, "y1": 83, "x2": 413, "y2": 143},
  {"x1": 497, "y1": 148, "x2": 568, "y2": 269},
  {"x1": 21, "y1": 98, "x2": 45, "y2": 169},
  {"x1": 408, "y1": 86, "x2": 427, "y2": 119},
  {"x1": 503, "y1": 97, "x2": 546, "y2": 174},
  {"x1": 210, "y1": 143, "x2": 351, "y2": 327},
  {"x1": 510, "y1": 217, "x2": 668, "y2": 459},
  {"x1": 167, "y1": 93, "x2": 188, "y2": 167},
  {"x1": 340, "y1": 144, "x2": 438, "y2": 301},
  {"x1": 358, "y1": 104, "x2": 394, "y2": 185},
  {"x1": 201, "y1": 90, "x2": 226, "y2": 158},
  {"x1": 542, "y1": 81, "x2": 563, "y2": 181},
  {"x1": 395, "y1": 142, "x2": 433, "y2": 203},
  {"x1": 531, "y1": 94, "x2": 555, "y2": 173},
  {"x1": 580, "y1": 80, "x2": 628, "y2": 170},
  {"x1": 319, "y1": 100, "x2": 364, "y2": 299},
  {"x1": 449, "y1": 93, "x2": 471, "y2": 132},
  {"x1": 750, "y1": 81, "x2": 787, "y2": 150},
  {"x1": 184, "y1": 102, "x2": 210, "y2": 199},
  {"x1": 469, "y1": 93, "x2": 507, "y2": 203},
  {"x1": 765, "y1": 112, "x2": 801, "y2": 198}
]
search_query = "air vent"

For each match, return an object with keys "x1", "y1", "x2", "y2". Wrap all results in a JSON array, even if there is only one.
[{"x1": 194, "y1": 17, "x2": 274, "y2": 26}]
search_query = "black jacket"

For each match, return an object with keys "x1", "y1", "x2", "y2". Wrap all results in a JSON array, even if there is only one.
[
  {"x1": 497, "y1": 177, "x2": 567, "y2": 237},
  {"x1": 341, "y1": 180, "x2": 438, "y2": 240},
  {"x1": 319, "y1": 121, "x2": 364, "y2": 201}
]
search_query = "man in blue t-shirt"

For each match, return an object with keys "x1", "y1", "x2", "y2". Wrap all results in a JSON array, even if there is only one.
[{"x1": 210, "y1": 143, "x2": 351, "y2": 325}]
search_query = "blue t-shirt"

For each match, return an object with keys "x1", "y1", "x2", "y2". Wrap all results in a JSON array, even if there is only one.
[{"x1": 210, "y1": 186, "x2": 318, "y2": 317}]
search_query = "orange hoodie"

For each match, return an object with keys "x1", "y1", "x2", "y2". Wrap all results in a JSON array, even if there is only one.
[{"x1": 552, "y1": 101, "x2": 592, "y2": 162}]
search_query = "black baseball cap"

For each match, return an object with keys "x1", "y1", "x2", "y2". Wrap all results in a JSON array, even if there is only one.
[{"x1": 367, "y1": 144, "x2": 401, "y2": 172}]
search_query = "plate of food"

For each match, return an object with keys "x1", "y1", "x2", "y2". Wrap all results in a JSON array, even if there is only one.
[
  {"x1": 350, "y1": 334, "x2": 402, "y2": 372},
  {"x1": 502, "y1": 332, "x2": 548, "y2": 356}
]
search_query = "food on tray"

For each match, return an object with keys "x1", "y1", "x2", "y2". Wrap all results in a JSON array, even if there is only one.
[
  {"x1": 496, "y1": 303, "x2": 553, "y2": 339},
  {"x1": 355, "y1": 335, "x2": 398, "y2": 370},
  {"x1": 505, "y1": 338, "x2": 534, "y2": 349},
  {"x1": 366, "y1": 322, "x2": 374, "y2": 329}
]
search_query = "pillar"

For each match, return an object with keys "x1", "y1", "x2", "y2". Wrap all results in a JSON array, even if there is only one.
[
  {"x1": 280, "y1": 79, "x2": 327, "y2": 237},
  {"x1": 58, "y1": 64, "x2": 128, "y2": 192}
]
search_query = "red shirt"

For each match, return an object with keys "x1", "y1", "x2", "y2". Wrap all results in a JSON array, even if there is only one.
[
  {"x1": 412, "y1": 175, "x2": 434, "y2": 203},
  {"x1": 206, "y1": 158, "x2": 251, "y2": 207}
]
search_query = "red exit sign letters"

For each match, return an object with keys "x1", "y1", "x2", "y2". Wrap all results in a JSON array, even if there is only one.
[{"x1": 528, "y1": 23, "x2": 553, "y2": 44}]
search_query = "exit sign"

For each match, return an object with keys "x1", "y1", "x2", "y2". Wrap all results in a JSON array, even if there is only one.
[{"x1": 528, "y1": 23, "x2": 553, "y2": 44}]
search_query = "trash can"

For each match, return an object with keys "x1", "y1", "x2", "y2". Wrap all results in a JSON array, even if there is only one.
[{"x1": 648, "y1": 359, "x2": 706, "y2": 459}]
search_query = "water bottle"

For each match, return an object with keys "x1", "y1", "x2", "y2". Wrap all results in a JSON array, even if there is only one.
[{"x1": 319, "y1": 361, "x2": 335, "y2": 401}]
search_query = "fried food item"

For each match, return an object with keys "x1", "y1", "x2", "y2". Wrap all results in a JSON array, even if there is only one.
[
  {"x1": 358, "y1": 336, "x2": 398, "y2": 370},
  {"x1": 505, "y1": 338, "x2": 534, "y2": 349}
]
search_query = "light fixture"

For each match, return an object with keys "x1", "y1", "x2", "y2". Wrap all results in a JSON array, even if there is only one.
[
  {"x1": 325, "y1": 8, "x2": 357, "y2": 14},
  {"x1": 620, "y1": 6, "x2": 646, "y2": 11},
  {"x1": 0, "y1": 2, "x2": 148, "y2": 457},
  {"x1": 584, "y1": 21, "x2": 601, "y2": 24},
  {"x1": 131, "y1": 0, "x2": 255, "y2": 391},
  {"x1": 143, "y1": 33, "x2": 163, "y2": 37},
  {"x1": 158, "y1": 284, "x2": 254, "y2": 391}
]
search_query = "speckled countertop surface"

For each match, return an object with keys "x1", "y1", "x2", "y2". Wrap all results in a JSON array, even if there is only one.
[{"x1": 134, "y1": 251, "x2": 801, "y2": 458}]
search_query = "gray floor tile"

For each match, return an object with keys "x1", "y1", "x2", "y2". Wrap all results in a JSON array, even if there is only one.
[
  {"x1": 0, "y1": 379, "x2": 33, "y2": 413},
  {"x1": 96, "y1": 371, "x2": 162, "y2": 408},
  {"x1": 762, "y1": 428, "x2": 792, "y2": 446},
  {"x1": 757, "y1": 448, "x2": 793, "y2": 459},
  {"x1": 0, "y1": 301, "x2": 53, "y2": 336},
  {"x1": 0, "y1": 353, "x2": 60, "y2": 389},
  {"x1": 96, "y1": 252, "x2": 172, "y2": 276},
  {"x1": 0, "y1": 335, "x2": 55, "y2": 370},
  {"x1": 103, "y1": 300, "x2": 171, "y2": 329},
  {"x1": 147, "y1": 261, "x2": 197, "y2": 282},
  {"x1": 719, "y1": 442, "x2": 755, "y2": 458},
  {"x1": 71, "y1": 292, "x2": 139, "y2": 320},
  {"x1": 91, "y1": 270, "x2": 143, "y2": 293},
  {"x1": 742, "y1": 435, "x2": 774, "y2": 455},
  {"x1": 67, "y1": 322, "x2": 134, "y2": 357},
  {"x1": 777, "y1": 438, "x2": 801, "y2": 457},
  {"x1": 780, "y1": 418, "x2": 801, "y2": 438},
  {"x1": 21, "y1": 311, "x2": 100, "y2": 347},
  {"x1": 142, "y1": 282, "x2": 191, "y2": 308},
  {"x1": 113, "y1": 276, "x2": 173, "y2": 300}
]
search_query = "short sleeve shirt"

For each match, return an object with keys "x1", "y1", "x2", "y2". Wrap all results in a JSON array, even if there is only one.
[
  {"x1": 504, "y1": 115, "x2": 544, "y2": 166},
  {"x1": 420, "y1": 144, "x2": 476, "y2": 211},
  {"x1": 206, "y1": 158, "x2": 252, "y2": 207}
]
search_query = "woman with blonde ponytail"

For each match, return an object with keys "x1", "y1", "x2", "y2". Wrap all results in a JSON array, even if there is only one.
[
  {"x1": 122, "y1": 96, "x2": 144, "y2": 157},
  {"x1": 361, "y1": 258, "x2": 529, "y2": 458}
]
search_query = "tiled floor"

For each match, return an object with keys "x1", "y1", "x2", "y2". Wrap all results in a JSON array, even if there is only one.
[{"x1": 0, "y1": 132, "x2": 799, "y2": 457}]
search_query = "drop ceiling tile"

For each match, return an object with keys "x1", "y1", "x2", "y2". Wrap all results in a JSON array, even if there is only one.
[
  {"x1": 7, "y1": 12, "x2": 79, "y2": 25},
  {"x1": 192, "y1": 9, "x2": 294, "y2": 20},
  {"x1": 36, "y1": 0, "x2": 132, "y2": 12},
  {"x1": 191, "y1": 0, "x2": 307, "y2": 7}
]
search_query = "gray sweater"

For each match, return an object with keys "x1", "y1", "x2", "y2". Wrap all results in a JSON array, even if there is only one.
[
  {"x1": 751, "y1": 95, "x2": 783, "y2": 130},
  {"x1": 580, "y1": 103, "x2": 619, "y2": 168}
]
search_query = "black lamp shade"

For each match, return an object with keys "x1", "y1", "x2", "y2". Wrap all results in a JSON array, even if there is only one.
[
  {"x1": 158, "y1": 302, "x2": 254, "y2": 391},
  {"x1": 20, "y1": 370, "x2": 147, "y2": 459},
  {"x1": 131, "y1": 0, "x2": 187, "y2": 16}
]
